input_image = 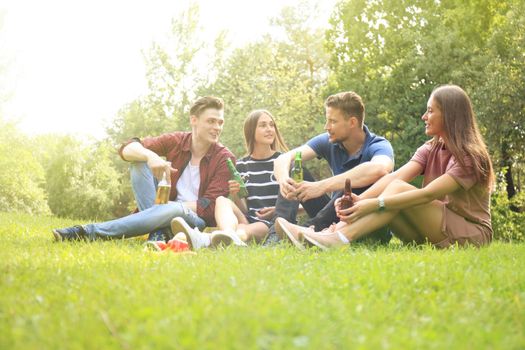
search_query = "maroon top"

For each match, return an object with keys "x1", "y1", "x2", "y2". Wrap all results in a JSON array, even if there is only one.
[
  {"x1": 411, "y1": 141, "x2": 492, "y2": 236},
  {"x1": 119, "y1": 132, "x2": 234, "y2": 227}
]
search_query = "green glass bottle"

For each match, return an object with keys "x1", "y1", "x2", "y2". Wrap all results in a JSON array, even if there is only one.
[
  {"x1": 226, "y1": 158, "x2": 249, "y2": 198},
  {"x1": 291, "y1": 151, "x2": 303, "y2": 182}
]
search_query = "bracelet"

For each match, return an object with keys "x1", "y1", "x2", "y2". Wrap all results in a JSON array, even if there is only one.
[{"x1": 378, "y1": 196, "x2": 386, "y2": 211}]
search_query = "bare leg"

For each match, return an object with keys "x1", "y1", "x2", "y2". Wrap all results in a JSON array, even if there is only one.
[
  {"x1": 395, "y1": 201, "x2": 446, "y2": 244},
  {"x1": 237, "y1": 222, "x2": 270, "y2": 243},
  {"x1": 214, "y1": 196, "x2": 269, "y2": 243},
  {"x1": 215, "y1": 196, "x2": 248, "y2": 232},
  {"x1": 327, "y1": 213, "x2": 422, "y2": 243},
  {"x1": 389, "y1": 212, "x2": 426, "y2": 244},
  {"x1": 341, "y1": 180, "x2": 446, "y2": 244}
]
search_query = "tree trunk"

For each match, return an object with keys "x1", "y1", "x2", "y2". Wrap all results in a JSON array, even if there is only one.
[{"x1": 501, "y1": 141, "x2": 520, "y2": 212}]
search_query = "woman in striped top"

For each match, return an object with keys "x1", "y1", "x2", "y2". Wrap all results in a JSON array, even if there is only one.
[{"x1": 211, "y1": 110, "x2": 288, "y2": 246}]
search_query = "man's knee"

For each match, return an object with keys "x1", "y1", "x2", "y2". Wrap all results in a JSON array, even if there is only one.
[
  {"x1": 162, "y1": 201, "x2": 186, "y2": 216},
  {"x1": 130, "y1": 161, "x2": 151, "y2": 176},
  {"x1": 166, "y1": 202, "x2": 205, "y2": 230}
]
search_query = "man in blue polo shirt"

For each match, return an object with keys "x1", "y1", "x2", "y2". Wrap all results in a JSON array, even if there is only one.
[{"x1": 270, "y1": 91, "x2": 394, "y2": 246}]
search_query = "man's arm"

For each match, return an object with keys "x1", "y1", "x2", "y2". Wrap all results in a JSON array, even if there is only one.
[
  {"x1": 274, "y1": 145, "x2": 317, "y2": 198},
  {"x1": 295, "y1": 155, "x2": 394, "y2": 202},
  {"x1": 320, "y1": 155, "x2": 393, "y2": 192},
  {"x1": 121, "y1": 141, "x2": 170, "y2": 180}
]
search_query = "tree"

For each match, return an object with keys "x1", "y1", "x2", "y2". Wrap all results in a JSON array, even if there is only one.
[
  {"x1": 326, "y1": 0, "x2": 525, "y2": 183},
  {"x1": 0, "y1": 119, "x2": 50, "y2": 215},
  {"x1": 35, "y1": 135, "x2": 122, "y2": 220},
  {"x1": 107, "y1": 3, "x2": 211, "y2": 148},
  {"x1": 140, "y1": 2, "x2": 208, "y2": 130},
  {"x1": 200, "y1": 1, "x2": 330, "y2": 168},
  {"x1": 472, "y1": 0, "x2": 525, "y2": 200},
  {"x1": 0, "y1": 16, "x2": 50, "y2": 215}
]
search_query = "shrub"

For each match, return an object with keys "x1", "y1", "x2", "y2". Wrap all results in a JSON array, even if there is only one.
[
  {"x1": 491, "y1": 189, "x2": 525, "y2": 242},
  {"x1": 0, "y1": 119, "x2": 50, "y2": 215}
]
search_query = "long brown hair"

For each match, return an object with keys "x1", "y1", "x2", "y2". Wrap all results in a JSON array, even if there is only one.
[
  {"x1": 430, "y1": 85, "x2": 494, "y2": 189},
  {"x1": 243, "y1": 110, "x2": 288, "y2": 155}
]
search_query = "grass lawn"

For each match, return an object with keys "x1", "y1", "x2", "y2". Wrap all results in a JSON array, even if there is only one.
[{"x1": 1, "y1": 212, "x2": 524, "y2": 349}]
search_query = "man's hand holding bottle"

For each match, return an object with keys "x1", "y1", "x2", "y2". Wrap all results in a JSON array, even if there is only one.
[{"x1": 147, "y1": 154, "x2": 177, "y2": 182}]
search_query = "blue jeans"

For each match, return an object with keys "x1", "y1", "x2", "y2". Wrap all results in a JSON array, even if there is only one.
[
  {"x1": 83, "y1": 162, "x2": 206, "y2": 240},
  {"x1": 264, "y1": 168, "x2": 331, "y2": 246}
]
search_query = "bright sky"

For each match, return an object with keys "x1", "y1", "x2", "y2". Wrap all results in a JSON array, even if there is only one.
[{"x1": 0, "y1": 0, "x2": 336, "y2": 139}]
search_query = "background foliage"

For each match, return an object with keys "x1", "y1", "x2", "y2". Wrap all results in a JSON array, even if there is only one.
[
  {"x1": 0, "y1": 0, "x2": 524, "y2": 240},
  {"x1": 0, "y1": 118, "x2": 50, "y2": 215}
]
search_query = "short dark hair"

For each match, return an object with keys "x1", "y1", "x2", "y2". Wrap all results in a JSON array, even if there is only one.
[
  {"x1": 325, "y1": 91, "x2": 365, "y2": 126},
  {"x1": 189, "y1": 96, "x2": 224, "y2": 117}
]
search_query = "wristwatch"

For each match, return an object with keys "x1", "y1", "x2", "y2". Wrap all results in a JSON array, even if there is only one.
[{"x1": 378, "y1": 196, "x2": 386, "y2": 211}]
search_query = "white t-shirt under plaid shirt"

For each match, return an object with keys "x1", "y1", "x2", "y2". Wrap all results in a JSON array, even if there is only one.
[{"x1": 235, "y1": 152, "x2": 281, "y2": 226}]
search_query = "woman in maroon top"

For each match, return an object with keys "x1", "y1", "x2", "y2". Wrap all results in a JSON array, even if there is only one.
[{"x1": 278, "y1": 85, "x2": 494, "y2": 249}]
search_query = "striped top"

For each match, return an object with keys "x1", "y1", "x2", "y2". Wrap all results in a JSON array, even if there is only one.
[{"x1": 236, "y1": 152, "x2": 281, "y2": 225}]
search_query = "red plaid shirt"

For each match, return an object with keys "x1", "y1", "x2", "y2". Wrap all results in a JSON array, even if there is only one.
[{"x1": 119, "y1": 132, "x2": 234, "y2": 227}]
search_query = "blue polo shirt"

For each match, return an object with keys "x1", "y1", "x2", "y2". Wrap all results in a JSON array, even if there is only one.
[{"x1": 306, "y1": 125, "x2": 394, "y2": 194}]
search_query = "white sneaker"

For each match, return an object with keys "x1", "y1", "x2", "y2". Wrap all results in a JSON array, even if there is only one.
[
  {"x1": 211, "y1": 230, "x2": 248, "y2": 247},
  {"x1": 170, "y1": 217, "x2": 210, "y2": 250}
]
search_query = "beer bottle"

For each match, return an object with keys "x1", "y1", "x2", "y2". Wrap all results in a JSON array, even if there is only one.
[
  {"x1": 154, "y1": 162, "x2": 171, "y2": 205},
  {"x1": 340, "y1": 178, "x2": 354, "y2": 210},
  {"x1": 226, "y1": 158, "x2": 248, "y2": 198},
  {"x1": 291, "y1": 151, "x2": 303, "y2": 182}
]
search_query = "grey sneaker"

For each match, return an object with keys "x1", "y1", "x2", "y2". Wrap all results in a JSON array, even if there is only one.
[
  {"x1": 170, "y1": 217, "x2": 210, "y2": 250},
  {"x1": 211, "y1": 230, "x2": 247, "y2": 247},
  {"x1": 52, "y1": 225, "x2": 87, "y2": 241},
  {"x1": 262, "y1": 231, "x2": 280, "y2": 247}
]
